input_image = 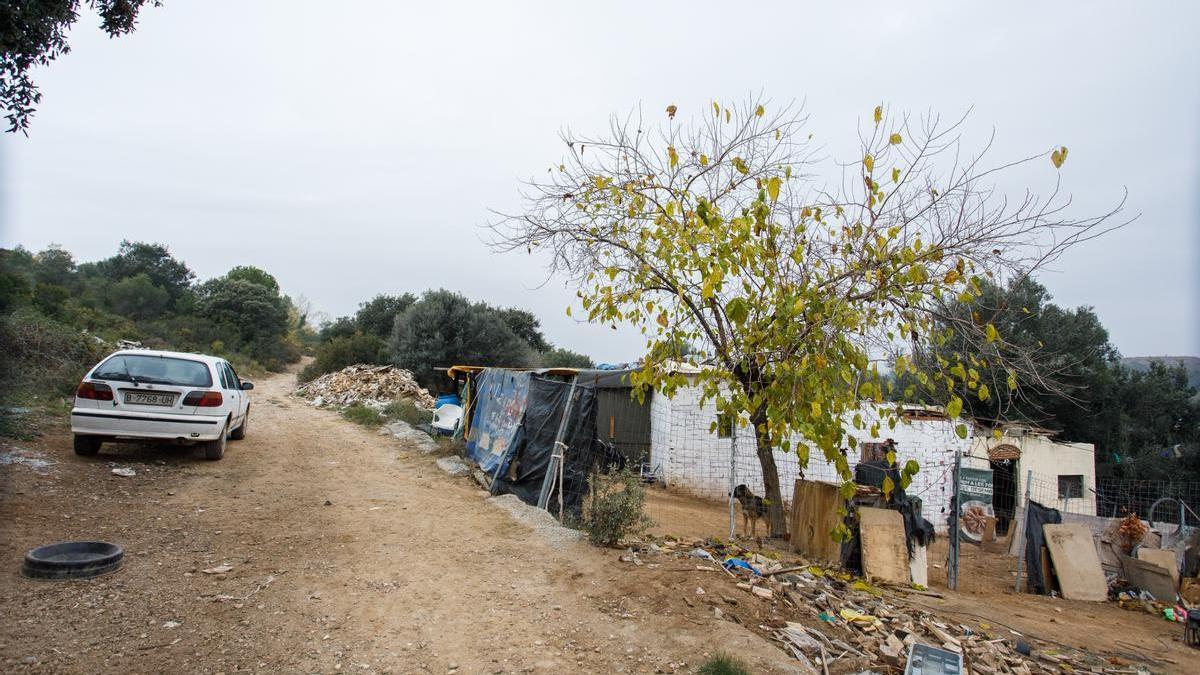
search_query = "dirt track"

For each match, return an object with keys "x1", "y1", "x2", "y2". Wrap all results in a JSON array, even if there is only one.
[{"x1": 0, "y1": 367, "x2": 803, "y2": 674}]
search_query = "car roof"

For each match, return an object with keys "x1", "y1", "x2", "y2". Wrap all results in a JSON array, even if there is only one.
[{"x1": 107, "y1": 349, "x2": 224, "y2": 365}]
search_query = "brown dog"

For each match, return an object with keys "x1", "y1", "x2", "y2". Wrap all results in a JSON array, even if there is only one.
[{"x1": 733, "y1": 484, "x2": 769, "y2": 537}]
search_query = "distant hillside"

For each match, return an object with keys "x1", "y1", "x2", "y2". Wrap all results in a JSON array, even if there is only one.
[{"x1": 1122, "y1": 356, "x2": 1200, "y2": 389}]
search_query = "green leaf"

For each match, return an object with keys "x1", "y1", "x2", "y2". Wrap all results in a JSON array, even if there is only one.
[
  {"x1": 1007, "y1": 372, "x2": 1018, "y2": 391},
  {"x1": 977, "y1": 383, "x2": 990, "y2": 401},
  {"x1": 766, "y1": 176, "x2": 781, "y2": 202},
  {"x1": 954, "y1": 423, "x2": 968, "y2": 439},
  {"x1": 985, "y1": 323, "x2": 998, "y2": 343},
  {"x1": 1051, "y1": 145, "x2": 1068, "y2": 169},
  {"x1": 889, "y1": 133, "x2": 902, "y2": 145},
  {"x1": 724, "y1": 297, "x2": 749, "y2": 324},
  {"x1": 755, "y1": 104, "x2": 765, "y2": 118},
  {"x1": 946, "y1": 396, "x2": 963, "y2": 418},
  {"x1": 882, "y1": 475, "x2": 895, "y2": 499},
  {"x1": 863, "y1": 154, "x2": 875, "y2": 173}
]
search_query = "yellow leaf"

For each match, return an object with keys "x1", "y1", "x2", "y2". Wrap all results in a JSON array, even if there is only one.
[
  {"x1": 986, "y1": 323, "x2": 998, "y2": 343},
  {"x1": 863, "y1": 154, "x2": 874, "y2": 173},
  {"x1": 699, "y1": 154, "x2": 709, "y2": 167},
  {"x1": 713, "y1": 101, "x2": 720, "y2": 117},
  {"x1": 1051, "y1": 145, "x2": 1068, "y2": 169},
  {"x1": 666, "y1": 104, "x2": 677, "y2": 119},
  {"x1": 725, "y1": 109, "x2": 731, "y2": 123},
  {"x1": 889, "y1": 133, "x2": 902, "y2": 145},
  {"x1": 755, "y1": 104, "x2": 765, "y2": 117},
  {"x1": 656, "y1": 312, "x2": 669, "y2": 328},
  {"x1": 732, "y1": 157, "x2": 749, "y2": 175},
  {"x1": 766, "y1": 176, "x2": 781, "y2": 202},
  {"x1": 668, "y1": 146, "x2": 679, "y2": 169},
  {"x1": 892, "y1": 167, "x2": 901, "y2": 183},
  {"x1": 873, "y1": 105, "x2": 883, "y2": 125}
]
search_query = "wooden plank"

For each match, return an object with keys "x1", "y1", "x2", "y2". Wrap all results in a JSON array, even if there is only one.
[
  {"x1": 1042, "y1": 523, "x2": 1107, "y2": 601},
  {"x1": 1135, "y1": 548, "x2": 1180, "y2": 588},
  {"x1": 1121, "y1": 554, "x2": 1177, "y2": 601},
  {"x1": 790, "y1": 479, "x2": 842, "y2": 562},
  {"x1": 858, "y1": 506, "x2": 910, "y2": 584}
]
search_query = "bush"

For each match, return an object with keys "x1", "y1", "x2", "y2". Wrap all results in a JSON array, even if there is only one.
[
  {"x1": 298, "y1": 332, "x2": 387, "y2": 383},
  {"x1": 582, "y1": 468, "x2": 654, "y2": 547},
  {"x1": 381, "y1": 398, "x2": 432, "y2": 428},
  {"x1": 341, "y1": 404, "x2": 383, "y2": 428},
  {"x1": 0, "y1": 308, "x2": 103, "y2": 437},
  {"x1": 697, "y1": 653, "x2": 751, "y2": 675}
]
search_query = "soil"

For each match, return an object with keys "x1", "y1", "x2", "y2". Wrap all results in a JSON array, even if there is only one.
[
  {"x1": 642, "y1": 486, "x2": 1198, "y2": 672},
  {"x1": 0, "y1": 366, "x2": 803, "y2": 674},
  {"x1": 1, "y1": 365, "x2": 1195, "y2": 673}
]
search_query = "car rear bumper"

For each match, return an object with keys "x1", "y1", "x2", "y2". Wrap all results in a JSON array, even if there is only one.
[{"x1": 71, "y1": 409, "x2": 226, "y2": 441}]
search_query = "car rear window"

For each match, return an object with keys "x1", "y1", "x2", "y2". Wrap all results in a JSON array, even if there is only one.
[{"x1": 93, "y1": 354, "x2": 213, "y2": 387}]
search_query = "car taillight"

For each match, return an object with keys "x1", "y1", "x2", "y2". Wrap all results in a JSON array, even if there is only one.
[
  {"x1": 183, "y1": 391, "x2": 223, "y2": 407},
  {"x1": 77, "y1": 381, "x2": 114, "y2": 401}
]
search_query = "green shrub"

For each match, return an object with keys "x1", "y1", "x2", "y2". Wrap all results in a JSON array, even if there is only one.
[
  {"x1": 0, "y1": 308, "x2": 102, "y2": 437},
  {"x1": 298, "y1": 332, "x2": 387, "y2": 383},
  {"x1": 341, "y1": 404, "x2": 383, "y2": 428},
  {"x1": 697, "y1": 653, "x2": 751, "y2": 675},
  {"x1": 582, "y1": 468, "x2": 654, "y2": 547},
  {"x1": 380, "y1": 398, "x2": 432, "y2": 427}
]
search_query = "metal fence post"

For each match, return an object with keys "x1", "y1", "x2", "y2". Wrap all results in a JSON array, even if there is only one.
[
  {"x1": 948, "y1": 449, "x2": 962, "y2": 591},
  {"x1": 1014, "y1": 469, "x2": 1033, "y2": 593},
  {"x1": 728, "y1": 425, "x2": 737, "y2": 540},
  {"x1": 537, "y1": 379, "x2": 578, "y2": 511}
]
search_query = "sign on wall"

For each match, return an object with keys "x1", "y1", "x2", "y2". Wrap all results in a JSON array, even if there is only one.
[{"x1": 958, "y1": 467, "x2": 995, "y2": 544}]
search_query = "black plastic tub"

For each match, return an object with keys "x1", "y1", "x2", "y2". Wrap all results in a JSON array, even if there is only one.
[{"x1": 22, "y1": 541, "x2": 124, "y2": 580}]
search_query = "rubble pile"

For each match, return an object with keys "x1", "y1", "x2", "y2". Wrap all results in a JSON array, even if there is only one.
[
  {"x1": 619, "y1": 539, "x2": 1157, "y2": 674},
  {"x1": 294, "y1": 364, "x2": 436, "y2": 409}
]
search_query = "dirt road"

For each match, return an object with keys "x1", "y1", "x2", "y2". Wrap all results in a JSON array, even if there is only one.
[{"x1": 0, "y1": 367, "x2": 802, "y2": 674}]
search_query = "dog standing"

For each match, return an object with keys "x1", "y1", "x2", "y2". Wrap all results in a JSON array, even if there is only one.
[{"x1": 733, "y1": 484, "x2": 769, "y2": 538}]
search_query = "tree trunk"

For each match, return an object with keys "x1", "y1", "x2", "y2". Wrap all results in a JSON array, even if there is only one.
[{"x1": 752, "y1": 410, "x2": 789, "y2": 537}]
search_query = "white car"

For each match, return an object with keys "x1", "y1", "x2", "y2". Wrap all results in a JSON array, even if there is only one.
[{"x1": 71, "y1": 349, "x2": 253, "y2": 460}]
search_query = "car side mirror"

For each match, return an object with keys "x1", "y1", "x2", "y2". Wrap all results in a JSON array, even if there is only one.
[{"x1": 240, "y1": 381, "x2": 254, "y2": 390}]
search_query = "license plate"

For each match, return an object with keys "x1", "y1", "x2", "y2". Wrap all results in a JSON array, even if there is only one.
[{"x1": 124, "y1": 392, "x2": 175, "y2": 407}]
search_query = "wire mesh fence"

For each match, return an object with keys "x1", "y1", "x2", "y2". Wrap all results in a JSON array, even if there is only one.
[{"x1": 1093, "y1": 477, "x2": 1200, "y2": 526}]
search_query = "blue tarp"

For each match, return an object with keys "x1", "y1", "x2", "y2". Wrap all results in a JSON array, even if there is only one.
[{"x1": 465, "y1": 369, "x2": 531, "y2": 475}]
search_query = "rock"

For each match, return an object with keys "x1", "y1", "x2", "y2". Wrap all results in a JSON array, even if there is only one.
[
  {"x1": 436, "y1": 456, "x2": 471, "y2": 477},
  {"x1": 162, "y1": 621, "x2": 181, "y2": 629},
  {"x1": 324, "y1": 499, "x2": 333, "y2": 506},
  {"x1": 380, "y1": 421, "x2": 439, "y2": 454},
  {"x1": 202, "y1": 564, "x2": 233, "y2": 574}
]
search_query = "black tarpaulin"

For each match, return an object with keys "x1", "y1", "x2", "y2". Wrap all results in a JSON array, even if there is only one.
[
  {"x1": 491, "y1": 374, "x2": 598, "y2": 519},
  {"x1": 1024, "y1": 500, "x2": 1063, "y2": 594}
]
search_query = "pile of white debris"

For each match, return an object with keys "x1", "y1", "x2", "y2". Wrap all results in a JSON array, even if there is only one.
[{"x1": 294, "y1": 364, "x2": 436, "y2": 409}]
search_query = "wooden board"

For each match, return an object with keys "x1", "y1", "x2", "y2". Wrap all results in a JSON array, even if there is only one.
[
  {"x1": 1121, "y1": 555, "x2": 1177, "y2": 602},
  {"x1": 1136, "y1": 548, "x2": 1180, "y2": 587},
  {"x1": 909, "y1": 544, "x2": 928, "y2": 587},
  {"x1": 789, "y1": 479, "x2": 842, "y2": 562},
  {"x1": 1042, "y1": 523, "x2": 1107, "y2": 602},
  {"x1": 859, "y1": 506, "x2": 910, "y2": 584}
]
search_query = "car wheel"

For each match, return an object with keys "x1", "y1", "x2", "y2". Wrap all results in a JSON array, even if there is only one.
[
  {"x1": 230, "y1": 407, "x2": 248, "y2": 441},
  {"x1": 203, "y1": 422, "x2": 228, "y2": 460},
  {"x1": 73, "y1": 435, "x2": 102, "y2": 456}
]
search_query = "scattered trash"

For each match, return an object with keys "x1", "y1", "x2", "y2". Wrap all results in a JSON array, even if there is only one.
[
  {"x1": 294, "y1": 364, "x2": 435, "y2": 409},
  {"x1": 688, "y1": 548, "x2": 715, "y2": 561},
  {"x1": 161, "y1": 621, "x2": 181, "y2": 629},
  {"x1": 0, "y1": 446, "x2": 55, "y2": 473},
  {"x1": 111, "y1": 467, "x2": 137, "y2": 478},
  {"x1": 202, "y1": 564, "x2": 233, "y2": 575}
]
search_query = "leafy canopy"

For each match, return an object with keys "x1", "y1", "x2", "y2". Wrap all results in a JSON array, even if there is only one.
[{"x1": 496, "y1": 98, "x2": 1122, "y2": 505}]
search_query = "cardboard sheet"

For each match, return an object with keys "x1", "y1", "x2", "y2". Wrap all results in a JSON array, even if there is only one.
[
  {"x1": 1042, "y1": 523, "x2": 1107, "y2": 602},
  {"x1": 859, "y1": 506, "x2": 910, "y2": 584}
]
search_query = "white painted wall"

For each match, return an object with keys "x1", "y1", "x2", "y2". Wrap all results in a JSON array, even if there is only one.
[
  {"x1": 966, "y1": 434, "x2": 1098, "y2": 516},
  {"x1": 649, "y1": 385, "x2": 974, "y2": 528}
]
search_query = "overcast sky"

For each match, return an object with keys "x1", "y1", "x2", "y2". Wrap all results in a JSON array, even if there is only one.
[{"x1": 1, "y1": 1, "x2": 1197, "y2": 361}]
